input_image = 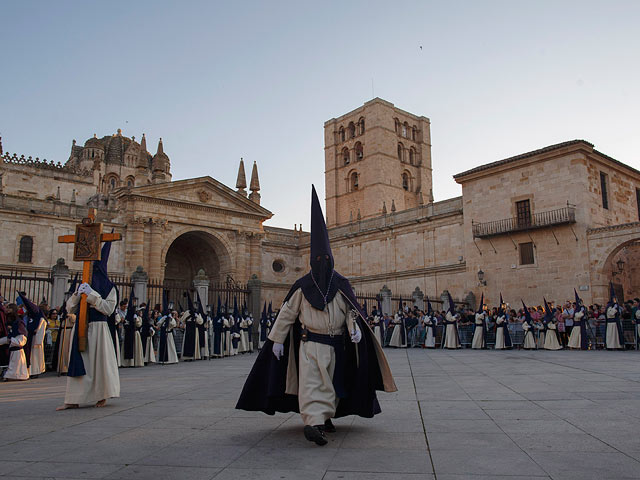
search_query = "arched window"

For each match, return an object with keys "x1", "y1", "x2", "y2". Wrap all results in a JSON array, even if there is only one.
[
  {"x1": 394, "y1": 118, "x2": 400, "y2": 134},
  {"x1": 348, "y1": 122, "x2": 356, "y2": 139},
  {"x1": 409, "y1": 147, "x2": 415, "y2": 165},
  {"x1": 110, "y1": 178, "x2": 116, "y2": 190},
  {"x1": 91, "y1": 150, "x2": 95, "y2": 159},
  {"x1": 402, "y1": 173, "x2": 410, "y2": 191},
  {"x1": 355, "y1": 142, "x2": 363, "y2": 161},
  {"x1": 412, "y1": 126, "x2": 417, "y2": 141},
  {"x1": 339, "y1": 127, "x2": 345, "y2": 142},
  {"x1": 18, "y1": 236, "x2": 33, "y2": 263},
  {"x1": 402, "y1": 122, "x2": 408, "y2": 138},
  {"x1": 397, "y1": 143, "x2": 404, "y2": 162},
  {"x1": 127, "y1": 179, "x2": 134, "y2": 188},
  {"x1": 359, "y1": 117, "x2": 365, "y2": 135},
  {"x1": 350, "y1": 172, "x2": 359, "y2": 191},
  {"x1": 342, "y1": 147, "x2": 350, "y2": 165}
]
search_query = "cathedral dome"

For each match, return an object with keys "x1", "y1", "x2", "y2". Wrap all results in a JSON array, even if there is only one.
[{"x1": 84, "y1": 134, "x2": 104, "y2": 149}]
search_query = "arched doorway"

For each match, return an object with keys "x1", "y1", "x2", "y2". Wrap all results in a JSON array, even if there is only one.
[
  {"x1": 603, "y1": 240, "x2": 640, "y2": 302},
  {"x1": 164, "y1": 231, "x2": 232, "y2": 284}
]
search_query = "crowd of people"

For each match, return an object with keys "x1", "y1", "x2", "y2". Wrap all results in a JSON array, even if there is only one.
[
  {"x1": 366, "y1": 290, "x2": 640, "y2": 351},
  {"x1": 0, "y1": 286, "x2": 279, "y2": 381}
]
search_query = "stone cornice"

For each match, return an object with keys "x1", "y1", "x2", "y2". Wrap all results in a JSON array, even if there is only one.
[
  {"x1": 587, "y1": 221, "x2": 640, "y2": 235},
  {"x1": 120, "y1": 193, "x2": 270, "y2": 221},
  {"x1": 348, "y1": 262, "x2": 466, "y2": 284}
]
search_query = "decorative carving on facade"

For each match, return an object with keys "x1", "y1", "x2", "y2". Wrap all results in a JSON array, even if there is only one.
[{"x1": 197, "y1": 189, "x2": 212, "y2": 203}]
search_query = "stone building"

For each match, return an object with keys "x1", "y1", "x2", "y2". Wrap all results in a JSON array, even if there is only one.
[{"x1": 1, "y1": 98, "x2": 639, "y2": 315}]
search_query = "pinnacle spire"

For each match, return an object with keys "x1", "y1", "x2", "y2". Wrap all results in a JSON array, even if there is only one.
[
  {"x1": 156, "y1": 138, "x2": 164, "y2": 155},
  {"x1": 250, "y1": 161, "x2": 260, "y2": 192},
  {"x1": 140, "y1": 133, "x2": 147, "y2": 151},
  {"x1": 236, "y1": 158, "x2": 247, "y2": 194}
]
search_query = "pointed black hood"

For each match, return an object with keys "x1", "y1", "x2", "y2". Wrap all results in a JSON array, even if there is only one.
[
  {"x1": 92, "y1": 237, "x2": 114, "y2": 299},
  {"x1": 299, "y1": 185, "x2": 340, "y2": 310}
]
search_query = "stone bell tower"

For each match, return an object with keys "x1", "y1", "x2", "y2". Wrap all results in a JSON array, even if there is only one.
[{"x1": 324, "y1": 98, "x2": 433, "y2": 227}]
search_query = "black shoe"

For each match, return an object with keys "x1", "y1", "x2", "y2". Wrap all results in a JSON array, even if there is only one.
[
  {"x1": 323, "y1": 419, "x2": 336, "y2": 433},
  {"x1": 303, "y1": 425, "x2": 328, "y2": 446}
]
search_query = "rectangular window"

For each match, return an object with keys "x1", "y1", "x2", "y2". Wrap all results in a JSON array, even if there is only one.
[
  {"x1": 519, "y1": 242, "x2": 535, "y2": 265},
  {"x1": 600, "y1": 172, "x2": 609, "y2": 209},
  {"x1": 18, "y1": 236, "x2": 33, "y2": 263},
  {"x1": 515, "y1": 199, "x2": 532, "y2": 228},
  {"x1": 636, "y1": 188, "x2": 640, "y2": 221}
]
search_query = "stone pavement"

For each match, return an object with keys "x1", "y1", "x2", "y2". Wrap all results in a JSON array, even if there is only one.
[{"x1": 2, "y1": 349, "x2": 640, "y2": 480}]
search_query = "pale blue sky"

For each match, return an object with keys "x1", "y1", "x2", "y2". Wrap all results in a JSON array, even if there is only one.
[{"x1": 2, "y1": 0, "x2": 639, "y2": 228}]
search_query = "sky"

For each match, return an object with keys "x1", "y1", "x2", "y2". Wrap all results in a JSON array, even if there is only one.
[{"x1": 2, "y1": 0, "x2": 639, "y2": 229}]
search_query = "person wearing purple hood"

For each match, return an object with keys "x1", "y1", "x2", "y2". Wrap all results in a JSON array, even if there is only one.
[
  {"x1": 236, "y1": 186, "x2": 396, "y2": 446},
  {"x1": 57, "y1": 240, "x2": 119, "y2": 410}
]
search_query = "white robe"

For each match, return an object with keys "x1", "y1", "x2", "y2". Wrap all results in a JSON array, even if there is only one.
[
  {"x1": 239, "y1": 317, "x2": 252, "y2": 353},
  {"x1": 606, "y1": 306, "x2": 622, "y2": 349},
  {"x1": 29, "y1": 317, "x2": 47, "y2": 376},
  {"x1": 444, "y1": 313, "x2": 460, "y2": 349},
  {"x1": 495, "y1": 316, "x2": 507, "y2": 349},
  {"x1": 164, "y1": 319, "x2": 179, "y2": 364},
  {"x1": 202, "y1": 319, "x2": 210, "y2": 359},
  {"x1": 471, "y1": 313, "x2": 485, "y2": 349},
  {"x1": 144, "y1": 333, "x2": 156, "y2": 363},
  {"x1": 113, "y1": 315, "x2": 122, "y2": 367},
  {"x1": 0, "y1": 333, "x2": 29, "y2": 380},
  {"x1": 64, "y1": 288, "x2": 120, "y2": 405},
  {"x1": 424, "y1": 317, "x2": 435, "y2": 348}
]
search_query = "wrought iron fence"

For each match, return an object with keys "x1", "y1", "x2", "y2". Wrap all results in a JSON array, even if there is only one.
[
  {"x1": 472, "y1": 206, "x2": 576, "y2": 238},
  {"x1": 0, "y1": 270, "x2": 53, "y2": 306}
]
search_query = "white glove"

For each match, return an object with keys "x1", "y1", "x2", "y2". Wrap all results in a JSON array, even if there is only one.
[
  {"x1": 272, "y1": 342, "x2": 284, "y2": 360},
  {"x1": 350, "y1": 327, "x2": 362, "y2": 343},
  {"x1": 78, "y1": 283, "x2": 94, "y2": 296}
]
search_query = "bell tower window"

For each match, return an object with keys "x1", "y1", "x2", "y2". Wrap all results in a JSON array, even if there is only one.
[
  {"x1": 402, "y1": 173, "x2": 410, "y2": 191},
  {"x1": 342, "y1": 147, "x2": 350, "y2": 165},
  {"x1": 355, "y1": 142, "x2": 363, "y2": 161},
  {"x1": 397, "y1": 143, "x2": 404, "y2": 162},
  {"x1": 339, "y1": 127, "x2": 345, "y2": 142},
  {"x1": 350, "y1": 172, "x2": 359, "y2": 191}
]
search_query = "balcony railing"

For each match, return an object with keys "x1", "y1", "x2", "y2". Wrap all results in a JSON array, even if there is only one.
[{"x1": 472, "y1": 206, "x2": 576, "y2": 238}]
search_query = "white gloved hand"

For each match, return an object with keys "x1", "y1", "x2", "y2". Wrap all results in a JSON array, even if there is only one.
[
  {"x1": 350, "y1": 328, "x2": 362, "y2": 344},
  {"x1": 78, "y1": 283, "x2": 94, "y2": 296},
  {"x1": 272, "y1": 342, "x2": 284, "y2": 360}
]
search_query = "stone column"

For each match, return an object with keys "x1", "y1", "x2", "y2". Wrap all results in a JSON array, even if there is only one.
[
  {"x1": 247, "y1": 274, "x2": 262, "y2": 348},
  {"x1": 51, "y1": 258, "x2": 70, "y2": 309},
  {"x1": 147, "y1": 221, "x2": 166, "y2": 280},
  {"x1": 412, "y1": 286, "x2": 425, "y2": 310},
  {"x1": 126, "y1": 220, "x2": 145, "y2": 274},
  {"x1": 192, "y1": 269, "x2": 209, "y2": 306},
  {"x1": 380, "y1": 284, "x2": 392, "y2": 316},
  {"x1": 131, "y1": 266, "x2": 148, "y2": 305}
]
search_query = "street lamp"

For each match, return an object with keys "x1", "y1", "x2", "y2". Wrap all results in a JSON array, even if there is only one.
[
  {"x1": 616, "y1": 259, "x2": 625, "y2": 273},
  {"x1": 478, "y1": 269, "x2": 487, "y2": 286}
]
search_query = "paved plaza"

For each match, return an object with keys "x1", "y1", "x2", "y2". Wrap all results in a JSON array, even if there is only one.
[{"x1": 2, "y1": 349, "x2": 640, "y2": 479}]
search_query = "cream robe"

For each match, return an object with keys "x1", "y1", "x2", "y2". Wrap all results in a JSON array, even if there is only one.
[
  {"x1": 268, "y1": 288, "x2": 351, "y2": 427},
  {"x1": 388, "y1": 315, "x2": 406, "y2": 348},
  {"x1": 239, "y1": 317, "x2": 253, "y2": 353},
  {"x1": 64, "y1": 289, "x2": 120, "y2": 405},
  {"x1": 495, "y1": 316, "x2": 507, "y2": 349},
  {"x1": 144, "y1": 331, "x2": 156, "y2": 364},
  {"x1": 606, "y1": 306, "x2": 622, "y2": 349},
  {"x1": 372, "y1": 316, "x2": 384, "y2": 346},
  {"x1": 202, "y1": 319, "x2": 210, "y2": 358},
  {"x1": 57, "y1": 315, "x2": 75, "y2": 374},
  {"x1": 568, "y1": 311, "x2": 584, "y2": 349},
  {"x1": 424, "y1": 317, "x2": 436, "y2": 348},
  {"x1": 122, "y1": 315, "x2": 145, "y2": 367},
  {"x1": 113, "y1": 314, "x2": 122, "y2": 367},
  {"x1": 223, "y1": 318, "x2": 231, "y2": 356},
  {"x1": 471, "y1": 313, "x2": 485, "y2": 349},
  {"x1": 544, "y1": 322, "x2": 562, "y2": 350},
  {"x1": 229, "y1": 317, "x2": 239, "y2": 356},
  {"x1": 165, "y1": 319, "x2": 179, "y2": 364},
  {"x1": 522, "y1": 322, "x2": 536, "y2": 349},
  {"x1": 0, "y1": 333, "x2": 29, "y2": 380},
  {"x1": 29, "y1": 317, "x2": 47, "y2": 376}
]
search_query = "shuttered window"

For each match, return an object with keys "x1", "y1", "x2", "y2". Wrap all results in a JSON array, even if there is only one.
[
  {"x1": 18, "y1": 236, "x2": 33, "y2": 263},
  {"x1": 519, "y1": 242, "x2": 535, "y2": 265}
]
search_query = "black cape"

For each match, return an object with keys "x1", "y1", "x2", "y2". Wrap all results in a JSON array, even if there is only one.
[{"x1": 236, "y1": 272, "x2": 386, "y2": 419}]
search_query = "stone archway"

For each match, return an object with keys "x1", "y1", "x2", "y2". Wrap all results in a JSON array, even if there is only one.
[
  {"x1": 163, "y1": 230, "x2": 232, "y2": 284},
  {"x1": 588, "y1": 222, "x2": 640, "y2": 303}
]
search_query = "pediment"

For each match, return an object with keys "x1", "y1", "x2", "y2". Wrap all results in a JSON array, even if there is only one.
[{"x1": 115, "y1": 176, "x2": 272, "y2": 219}]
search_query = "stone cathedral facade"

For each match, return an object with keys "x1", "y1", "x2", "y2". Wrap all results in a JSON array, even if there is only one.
[{"x1": 1, "y1": 98, "x2": 639, "y2": 313}]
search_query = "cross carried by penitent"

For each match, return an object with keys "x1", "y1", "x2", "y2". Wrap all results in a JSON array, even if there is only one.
[{"x1": 58, "y1": 208, "x2": 121, "y2": 351}]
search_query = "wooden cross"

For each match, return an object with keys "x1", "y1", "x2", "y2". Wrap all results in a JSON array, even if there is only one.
[{"x1": 58, "y1": 208, "x2": 122, "y2": 351}]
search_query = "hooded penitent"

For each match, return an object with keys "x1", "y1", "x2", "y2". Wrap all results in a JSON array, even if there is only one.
[
  {"x1": 158, "y1": 290, "x2": 170, "y2": 363},
  {"x1": 140, "y1": 302, "x2": 151, "y2": 357},
  {"x1": 52, "y1": 273, "x2": 79, "y2": 371},
  {"x1": 497, "y1": 293, "x2": 512, "y2": 348},
  {"x1": 236, "y1": 184, "x2": 396, "y2": 419},
  {"x1": 68, "y1": 239, "x2": 116, "y2": 377},
  {"x1": 606, "y1": 282, "x2": 624, "y2": 346},
  {"x1": 521, "y1": 300, "x2": 533, "y2": 326},
  {"x1": 573, "y1": 289, "x2": 588, "y2": 349},
  {"x1": 196, "y1": 291, "x2": 206, "y2": 349},
  {"x1": 17, "y1": 291, "x2": 44, "y2": 368},
  {"x1": 260, "y1": 301, "x2": 268, "y2": 342},
  {"x1": 441, "y1": 291, "x2": 459, "y2": 348},
  {"x1": 474, "y1": 293, "x2": 487, "y2": 348},
  {"x1": 543, "y1": 297, "x2": 561, "y2": 345},
  {"x1": 182, "y1": 292, "x2": 197, "y2": 358},
  {"x1": 123, "y1": 287, "x2": 136, "y2": 361}
]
